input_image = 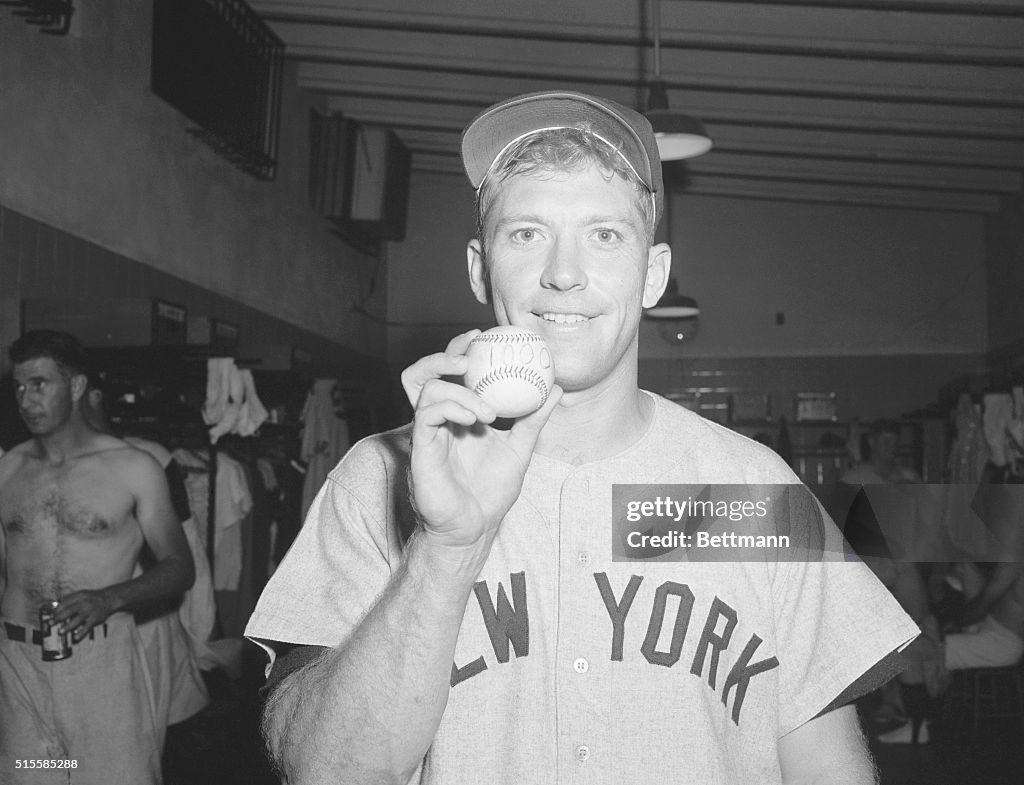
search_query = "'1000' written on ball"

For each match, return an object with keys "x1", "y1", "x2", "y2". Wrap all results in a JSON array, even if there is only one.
[{"x1": 463, "y1": 327, "x2": 555, "y2": 418}]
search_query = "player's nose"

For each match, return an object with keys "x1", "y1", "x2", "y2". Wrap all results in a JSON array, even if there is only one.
[{"x1": 540, "y1": 238, "x2": 587, "y2": 291}]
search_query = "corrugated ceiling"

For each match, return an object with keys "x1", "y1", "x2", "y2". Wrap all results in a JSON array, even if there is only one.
[{"x1": 250, "y1": 0, "x2": 1024, "y2": 213}]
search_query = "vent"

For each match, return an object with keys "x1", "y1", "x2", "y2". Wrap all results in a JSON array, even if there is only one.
[
  {"x1": 309, "y1": 113, "x2": 412, "y2": 249},
  {"x1": 308, "y1": 109, "x2": 355, "y2": 221},
  {"x1": 151, "y1": 0, "x2": 285, "y2": 180},
  {"x1": 348, "y1": 124, "x2": 411, "y2": 242}
]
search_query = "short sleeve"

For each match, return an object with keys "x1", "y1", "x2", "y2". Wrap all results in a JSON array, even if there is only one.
[
  {"x1": 245, "y1": 434, "x2": 411, "y2": 667},
  {"x1": 771, "y1": 532, "x2": 920, "y2": 736}
]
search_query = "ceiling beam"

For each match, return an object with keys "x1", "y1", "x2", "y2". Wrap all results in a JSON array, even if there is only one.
[
  {"x1": 695, "y1": 0, "x2": 1024, "y2": 17},
  {"x1": 260, "y1": 13, "x2": 1023, "y2": 67},
  {"x1": 409, "y1": 151, "x2": 1003, "y2": 213},
  {"x1": 305, "y1": 65, "x2": 1024, "y2": 141},
  {"x1": 283, "y1": 38, "x2": 1024, "y2": 109}
]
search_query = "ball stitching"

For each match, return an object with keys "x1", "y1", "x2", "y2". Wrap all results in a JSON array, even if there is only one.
[
  {"x1": 471, "y1": 332, "x2": 542, "y2": 345},
  {"x1": 473, "y1": 366, "x2": 550, "y2": 409}
]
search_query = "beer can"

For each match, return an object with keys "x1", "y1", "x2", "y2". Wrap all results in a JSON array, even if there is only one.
[{"x1": 39, "y1": 601, "x2": 72, "y2": 661}]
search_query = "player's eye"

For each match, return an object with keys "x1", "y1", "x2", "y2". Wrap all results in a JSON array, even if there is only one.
[
  {"x1": 594, "y1": 229, "x2": 620, "y2": 243},
  {"x1": 511, "y1": 228, "x2": 537, "y2": 243}
]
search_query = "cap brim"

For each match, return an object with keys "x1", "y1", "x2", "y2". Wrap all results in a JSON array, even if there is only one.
[{"x1": 461, "y1": 91, "x2": 663, "y2": 205}]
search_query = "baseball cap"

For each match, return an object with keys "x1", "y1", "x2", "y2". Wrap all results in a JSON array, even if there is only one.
[{"x1": 461, "y1": 90, "x2": 664, "y2": 221}]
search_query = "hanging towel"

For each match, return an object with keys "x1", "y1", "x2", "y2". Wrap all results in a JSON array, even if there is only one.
[
  {"x1": 235, "y1": 369, "x2": 269, "y2": 436},
  {"x1": 202, "y1": 358, "x2": 232, "y2": 426}
]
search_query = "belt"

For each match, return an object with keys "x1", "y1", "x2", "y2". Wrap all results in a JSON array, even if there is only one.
[{"x1": 3, "y1": 621, "x2": 108, "y2": 645}]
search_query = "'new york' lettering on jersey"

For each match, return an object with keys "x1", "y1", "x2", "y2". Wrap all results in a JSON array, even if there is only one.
[{"x1": 451, "y1": 571, "x2": 779, "y2": 726}]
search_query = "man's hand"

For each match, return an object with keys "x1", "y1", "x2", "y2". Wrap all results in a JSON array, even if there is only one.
[
  {"x1": 53, "y1": 589, "x2": 115, "y2": 642},
  {"x1": 401, "y1": 330, "x2": 562, "y2": 555}
]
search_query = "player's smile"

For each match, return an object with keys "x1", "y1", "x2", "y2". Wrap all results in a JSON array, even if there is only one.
[
  {"x1": 532, "y1": 310, "x2": 598, "y2": 333},
  {"x1": 538, "y1": 312, "x2": 591, "y2": 324}
]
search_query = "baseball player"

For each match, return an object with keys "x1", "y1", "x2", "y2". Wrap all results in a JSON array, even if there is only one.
[{"x1": 245, "y1": 91, "x2": 920, "y2": 784}]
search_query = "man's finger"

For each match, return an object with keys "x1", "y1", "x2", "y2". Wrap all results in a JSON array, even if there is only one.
[
  {"x1": 444, "y1": 329, "x2": 482, "y2": 355},
  {"x1": 71, "y1": 622, "x2": 95, "y2": 643},
  {"x1": 401, "y1": 352, "x2": 469, "y2": 409},
  {"x1": 52, "y1": 595, "x2": 80, "y2": 625},
  {"x1": 417, "y1": 378, "x2": 495, "y2": 422},
  {"x1": 413, "y1": 398, "x2": 492, "y2": 434}
]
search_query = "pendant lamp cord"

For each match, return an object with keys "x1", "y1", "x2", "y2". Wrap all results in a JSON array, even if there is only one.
[{"x1": 652, "y1": 0, "x2": 663, "y2": 79}]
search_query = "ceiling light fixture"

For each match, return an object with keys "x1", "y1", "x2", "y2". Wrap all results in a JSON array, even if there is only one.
[
  {"x1": 646, "y1": 278, "x2": 701, "y2": 345},
  {"x1": 645, "y1": 0, "x2": 713, "y2": 161},
  {"x1": 645, "y1": 278, "x2": 700, "y2": 320}
]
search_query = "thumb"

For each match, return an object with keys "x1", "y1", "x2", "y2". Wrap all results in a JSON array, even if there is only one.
[{"x1": 508, "y1": 385, "x2": 563, "y2": 452}]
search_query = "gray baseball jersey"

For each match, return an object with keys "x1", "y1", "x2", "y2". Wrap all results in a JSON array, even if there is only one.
[{"x1": 246, "y1": 392, "x2": 919, "y2": 784}]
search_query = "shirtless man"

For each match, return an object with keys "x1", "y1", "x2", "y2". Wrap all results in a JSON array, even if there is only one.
[{"x1": 0, "y1": 330, "x2": 194, "y2": 785}]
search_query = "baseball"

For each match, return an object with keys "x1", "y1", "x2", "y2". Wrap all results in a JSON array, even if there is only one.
[{"x1": 463, "y1": 326, "x2": 555, "y2": 418}]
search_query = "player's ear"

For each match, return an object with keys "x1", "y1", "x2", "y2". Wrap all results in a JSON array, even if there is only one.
[
  {"x1": 69, "y1": 373, "x2": 88, "y2": 402},
  {"x1": 467, "y1": 239, "x2": 491, "y2": 305},
  {"x1": 642, "y1": 243, "x2": 672, "y2": 309}
]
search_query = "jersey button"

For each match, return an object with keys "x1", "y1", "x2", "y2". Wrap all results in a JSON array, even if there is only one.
[
  {"x1": 573, "y1": 657, "x2": 589, "y2": 674},
  {"x1": 577, "y1": 551, "x2": 591, "y2": 567},
  {"x1": 575, "y1": 745, "x2": 591, "y2": 763}
]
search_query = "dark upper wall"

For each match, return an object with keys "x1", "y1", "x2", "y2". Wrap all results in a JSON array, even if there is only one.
[
  {"x1": 386, "y1": 170, "x2": 989, "y2": 420},
  {"x1": 653, "y1": 193, "x2": 987, "y2": 358},
  {"x1": 0, "y1": 0, "x2": 385, "y2": 363},
  {"x1": 389, "y1": 171, "x2": 987, "y2": 360},
  {"x1": 986, "y1": 196, "x2": 1024, "y2": 357}
]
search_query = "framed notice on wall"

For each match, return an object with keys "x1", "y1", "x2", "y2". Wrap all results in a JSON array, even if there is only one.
[
  {"x1": 795, "y1": 392, "x2": 838, "y2": 422},
  {"x1": 152, "y1": 299, "x2": 187, "y2": 345},
  {"x1": 729, "y1": 392, "x2": 771, "y2": 423}
]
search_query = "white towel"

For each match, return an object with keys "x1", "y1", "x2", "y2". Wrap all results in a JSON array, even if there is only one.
[
  {"x1": 235, "y1": 369, "x2": 269, "y2": 436},
  {"x1": 202, "y1": 358, "x2": 232, "y2": 426}
]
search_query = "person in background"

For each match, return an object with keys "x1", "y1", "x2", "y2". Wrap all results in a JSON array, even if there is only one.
[
  {"x1": 888, "y1": 491, "x2": 1024, "y2": 744},
  {"x1": 834, "y1": 419, "x2": 930, "y2": 734},
  {"x1": 843, "y1": 419, "x2": 921, "y2": 487},
  {"x1": 873, "y1": 556, "x2": 1024, "y2": 745},
  {"x1": 246, "y1": 90, "x2": 920, "y2": 784},
  {"x1": 0, "y1": 329, "x2": 194, "y2": 785},
  {"x1": 940, "y1": 559, "x2": 1024, "y2": 673},
  {"x1": 79, "y1": 371, "x2": 211, "y2": 752},
  {"x1": 836, "y1": 418, "x2": 1024, "y2": 744}
]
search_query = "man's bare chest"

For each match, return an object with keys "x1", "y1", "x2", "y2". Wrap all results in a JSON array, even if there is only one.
[{"x1": 0, "y1": 461, "x2": 134, "y2": 540}]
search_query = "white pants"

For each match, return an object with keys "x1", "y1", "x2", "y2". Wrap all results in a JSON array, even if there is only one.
[{"x1": 0, "y1": 614, "x2": 161, "y2": 785}]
